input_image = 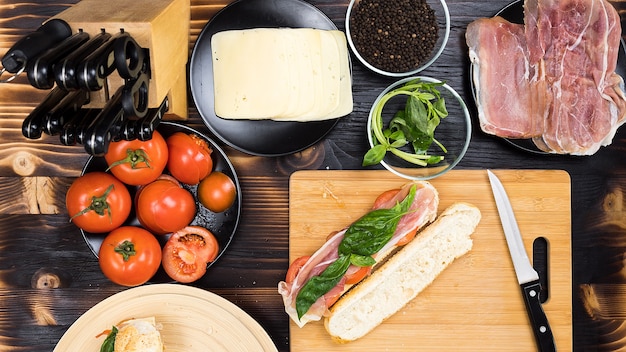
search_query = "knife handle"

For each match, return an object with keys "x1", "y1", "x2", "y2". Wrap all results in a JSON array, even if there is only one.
[
  {"x1": 1, "y1": 19, "x2": 72, "y2": 75},
  {"x1": 521, "y1": 281, "x2": 556, "y2": 352}
]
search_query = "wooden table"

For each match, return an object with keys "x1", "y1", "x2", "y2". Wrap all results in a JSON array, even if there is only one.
[{"x1": 0, "y1": 0, "x2": 624, "y2": 350}]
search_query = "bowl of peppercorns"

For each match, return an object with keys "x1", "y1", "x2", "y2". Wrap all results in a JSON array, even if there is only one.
[{"x1": 346, "y1": 0, "x2": 450, "y2": 76}]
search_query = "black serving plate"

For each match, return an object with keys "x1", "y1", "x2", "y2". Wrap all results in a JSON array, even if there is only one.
[
  {"x1": 80, "y1": 121, "x2": 241, "y2": 283},
  {"x1": 472, "y1": 0, "x2": 626, "y2": 155},
  {"x1": 189, "y1": 0, "x2": 344, "y2": 157}
]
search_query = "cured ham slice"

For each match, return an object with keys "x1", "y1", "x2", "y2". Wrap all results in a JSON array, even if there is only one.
[
  {"x1": 278, "y1": 181, "x2": 438, "y2": 327},
  {"x1": 466, "y1": 0, "x2": 626, "y2": 155}
]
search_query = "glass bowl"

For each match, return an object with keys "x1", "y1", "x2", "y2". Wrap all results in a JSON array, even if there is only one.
[
  {"x1": 345, "y1": 0, "x2": 450, "y2": 77},
  {"x1": 366, "y1": 76, "x2": 471, "y2": 180}
]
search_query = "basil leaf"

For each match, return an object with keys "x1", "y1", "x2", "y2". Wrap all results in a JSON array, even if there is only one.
[
  {"x1": 404, "y1": 95, "x2": 429, "y2": 140},
  {"x1": 350, "y1": 253, "x2": 376, "y2": 267},
  {"x1": 295, "y1": 254, "x2": 351, "y2": 319},
  {"x1": 100, "y1": 326, "x2": 118, "y2": 352},
  {"x1": 339, "y1": 208, "x2": 402, "y2": 256},
  {"x1": 339, "y1": 186, "x2": 416, "y2": 257},
  {"x1": 362, "y1": 78, "x2": 449, "y2": 167},
  {"x1": 362, "y1": 144, "x2": 387, "y2": 166},
  {"x1": 433, "y1": 97, "x2": 448, "y2": 118}
]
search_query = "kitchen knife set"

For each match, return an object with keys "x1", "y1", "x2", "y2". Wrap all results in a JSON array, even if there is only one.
[{"x1": 1, "y1": 18, "x2": 167, "y2": 156}]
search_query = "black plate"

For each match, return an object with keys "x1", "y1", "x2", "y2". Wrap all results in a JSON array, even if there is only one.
[
  {"x1": 472, "y1": 0, "x2": 626, "y2": 154},
  {"x1": 189, "y1": 0, "x2": 342, "y2": 157},
  {"x1": 81, "y1": 121, "x2": 241, "y2": 283}
]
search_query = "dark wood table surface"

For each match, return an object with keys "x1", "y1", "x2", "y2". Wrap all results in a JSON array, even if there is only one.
[{"x1": 0, "y1": 0, "x2": 625, "y2": 350}]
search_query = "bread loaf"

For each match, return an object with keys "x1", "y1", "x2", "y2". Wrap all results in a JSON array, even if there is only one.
[{"x1": 324, "y1": 202, "x2": 481, "y2": 342}]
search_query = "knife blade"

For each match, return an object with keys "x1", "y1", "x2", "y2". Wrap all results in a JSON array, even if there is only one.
[{"x1": 487, "y1": 170, "x2": 556, "y2": 352}]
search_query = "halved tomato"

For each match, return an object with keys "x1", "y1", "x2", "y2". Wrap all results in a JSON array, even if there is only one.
[{"x1": 162, "y1": 226, "x2": 219, "y2": 283}]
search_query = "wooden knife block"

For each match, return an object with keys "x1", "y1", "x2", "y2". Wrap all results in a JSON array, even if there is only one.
[{"x1": 53, "y1": 0, "x2": 189, "y2": 119}]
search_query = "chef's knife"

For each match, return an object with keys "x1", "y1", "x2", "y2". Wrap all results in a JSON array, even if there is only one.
[{"x1": 487, "y1": 170, "x2": 556, "y2": 352}]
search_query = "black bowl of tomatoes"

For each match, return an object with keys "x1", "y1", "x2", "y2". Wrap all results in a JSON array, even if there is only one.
[{"x1": 69, "y1": 121, "x2": 241, "y2": 286}]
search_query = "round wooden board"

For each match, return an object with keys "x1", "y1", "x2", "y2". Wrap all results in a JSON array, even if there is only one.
[{"x1": 54, "y1": 284, "x2": 278, "y2": 351}]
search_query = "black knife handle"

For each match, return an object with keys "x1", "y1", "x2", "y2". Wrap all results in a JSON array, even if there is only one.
[
  {"x1": 83, "y1": 86, "x2": 125, "y2": 156},
  {"x1": 114, "y1": 35, "x2": 145, "y2": 79},
  {"x1": 26, "y1": 30, "x2": 90, "y2": 89},
  {"x1": 521, "y1": 281, "x2": 556, "y2": 352},
  {"x1": 22, "y1": 86, "x2": 68, "y2": 139},
  {"x1": 1, "y1": 19, "x2": 72, "y2": 75},
  {"x1": 54, "y1": 30, "x2": 112, "y2": 90},
  {"x1": 76, "y1": 31, "x2": 129, "y2": 91},
  {"x1": 44, "y1": 89, "x2": 90, "y2": 135}
]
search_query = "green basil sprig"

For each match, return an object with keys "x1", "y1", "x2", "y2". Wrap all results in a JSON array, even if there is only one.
[
  {"x1": 295, "y1": 186, "x2": 417, "y2": 319},
  {"x1": 363, "y1": 78, "x2": 449, "y2": 167}
]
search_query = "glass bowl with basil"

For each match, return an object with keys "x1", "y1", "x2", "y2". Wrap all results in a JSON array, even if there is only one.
[
  {"x1": 345, "y1": 0, "x2": 450, "y2": 77},
  {"x1": 364, "y1": 76, "x2": 471, "y2": 180}
]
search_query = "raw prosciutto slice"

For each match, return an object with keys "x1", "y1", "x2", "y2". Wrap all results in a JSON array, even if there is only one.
[
  {"x1": 278, "y1": 181, "x2": 438, "y2": 327},
  {"x1": 466, "y1": 0, "x2": 626, "y2": 155}
]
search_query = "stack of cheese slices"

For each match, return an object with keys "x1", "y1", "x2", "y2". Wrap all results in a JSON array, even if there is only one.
[{"x1": 211, "y1": 28, "x2": 353, "y2": 121}]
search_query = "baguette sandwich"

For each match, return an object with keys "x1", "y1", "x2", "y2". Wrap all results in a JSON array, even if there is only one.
[{"x1": 278, "y1": 181, "x2": 481, "y2": 341}]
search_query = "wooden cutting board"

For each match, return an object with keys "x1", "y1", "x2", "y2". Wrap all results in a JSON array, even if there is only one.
[{"x1": 288, "y1": 169, "x2": 571, "y2": 351}]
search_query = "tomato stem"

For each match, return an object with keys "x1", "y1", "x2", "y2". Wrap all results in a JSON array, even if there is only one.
[
  {"x1": 106, "y1": 148, "x2": 152, "y2": 171},
  {"x1": 114, "y1": 240, "x2": 137, "y2": 262},
  {"x1": 69, "y1": 184, "x2": 116, "y2": 223}
]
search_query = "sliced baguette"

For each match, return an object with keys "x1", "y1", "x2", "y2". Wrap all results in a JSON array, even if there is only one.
[{"x1": 324, "y1": 202, "x2": 481, "y2": 342}]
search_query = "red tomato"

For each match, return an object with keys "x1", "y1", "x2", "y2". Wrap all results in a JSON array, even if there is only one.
[
  {"x1": 104, "y1": 130, "x2": 168, "y2": 186},
  {"x1": 166, "y1": 132, "x2": 213, "y2": 185},
  {"x1": 98, "y1": 226, "x2": 162, "y2": 286},
  {"x1": 372, "y1": 188, "x2": 401, "y2": 209},
  {"x1": 396, "y1": 228, "x2": 418, "y2": 246},
  {"x1": 135, "y1": 177, "x2": 196, "y2": 234},
  {"x1": 345, "y1": 266, "x2": 371, "y2": 285},
  {"x1": 66, "y1": 172, "x2": 132, "y2": 233},
  {"x1": 370, "y1": 188, "x2": 416, "y2": 245},
  {"x1": 285, "y1": 256, "x2": 311, "y2": 284},
  {"x1": 197, "y1": 171, "x2": 236, "y2": 212},
  {"x1": 162, "y1": 226, "x2": 219, "y2": 283}
]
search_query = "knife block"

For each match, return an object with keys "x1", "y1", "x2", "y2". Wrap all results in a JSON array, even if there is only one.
[{"x1": 52, "y1": 0, "x2": 189, "y2": 119}]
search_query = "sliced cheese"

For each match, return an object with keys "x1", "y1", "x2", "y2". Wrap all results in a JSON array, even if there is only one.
[{"x1": 211, "y1": 28, "x2": 353, "y2": 121}]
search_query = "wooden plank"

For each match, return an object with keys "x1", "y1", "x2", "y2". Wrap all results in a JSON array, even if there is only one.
[{"x1": 288, "y1": 169, "x2": 572, "y2": 351}]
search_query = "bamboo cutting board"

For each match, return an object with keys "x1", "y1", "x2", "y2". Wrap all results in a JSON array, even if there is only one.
[{"x1": 288, "y1": 169, "x2": 572, "y2": 351}]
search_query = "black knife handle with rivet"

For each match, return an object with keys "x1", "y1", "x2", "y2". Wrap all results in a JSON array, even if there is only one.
[
  {"x1": 54, "y1": 30, "x2": 112, "y2": 90},
  {"x1": 44, "y1": 89, "x2": 90, "y2": 136},
  {"x1": 22, "y1": 86, "x2": 68, "y2": 139},
  {"x1": 522, "y1": 281, "x2": 556, "y2": 352},
  {"x1": 76, "y1": 32, "x2": 129, "y2": 91},
  {"x1": 26, "y1": 30, "x2": 90, "y2": 89},
  {"x1": 82, "y1": 85, "x2": 125, "y2": 156},
  {"x1": 1, "y1": 19, "x2": 72, "y2": 76}
]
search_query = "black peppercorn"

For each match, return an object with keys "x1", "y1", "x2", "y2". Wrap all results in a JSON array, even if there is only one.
[{"x1": 349, "y1": 0, "x2": 439, "y2": 73}]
